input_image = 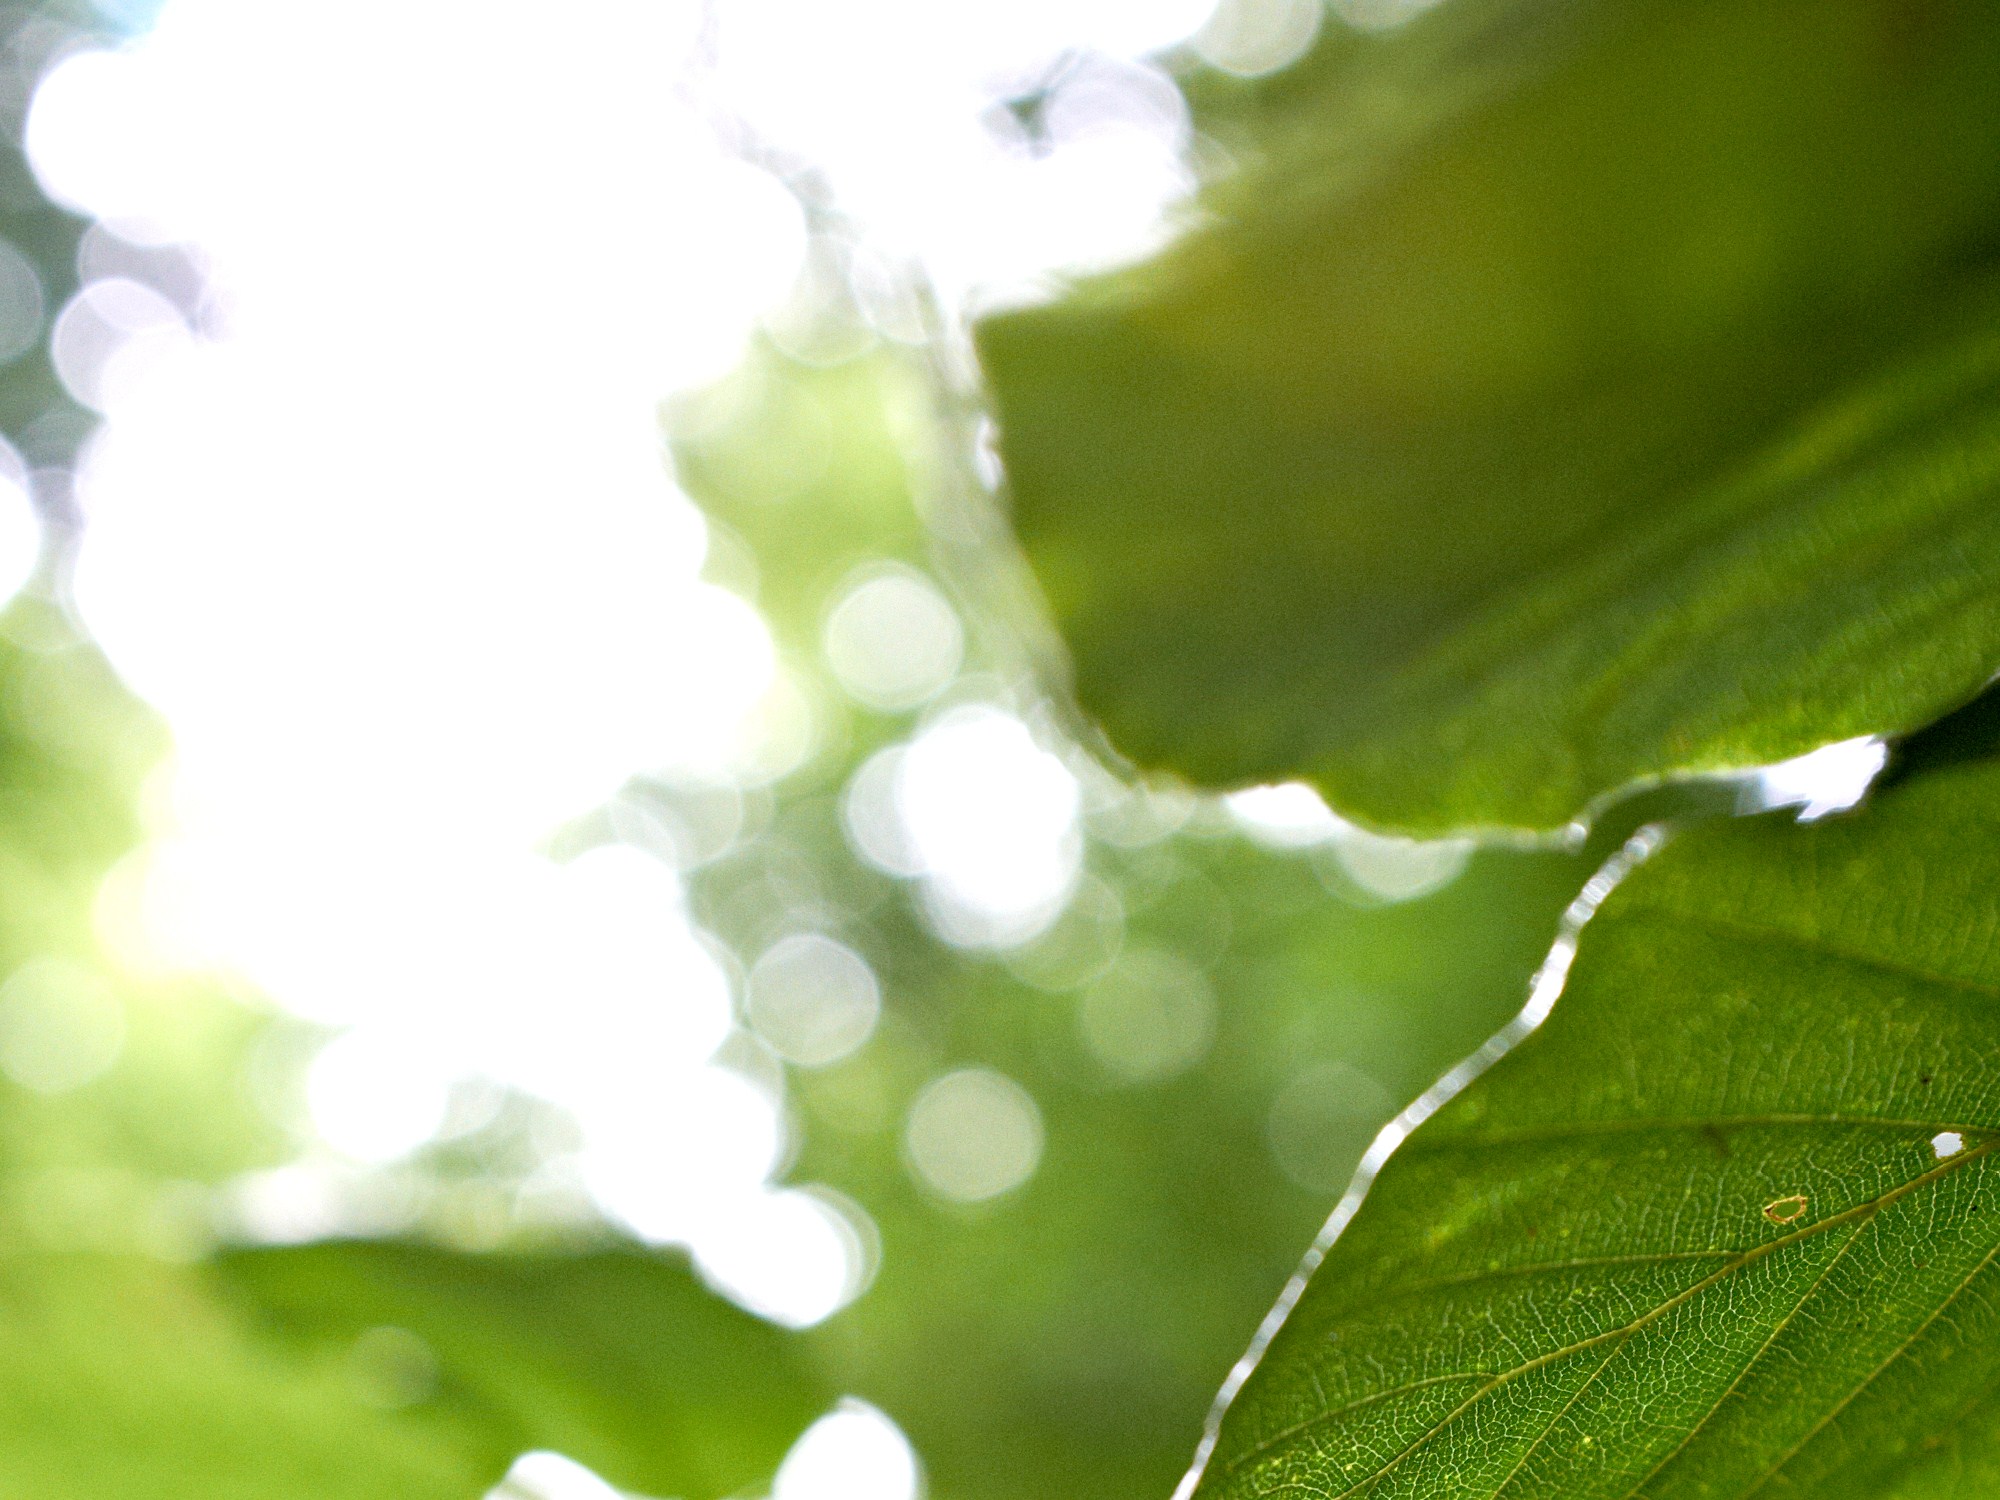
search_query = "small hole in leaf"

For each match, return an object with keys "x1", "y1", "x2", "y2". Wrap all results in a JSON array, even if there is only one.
[
  {"x1": 1932, "y1": 1130, "x2": 1965, "y2": 1159},
  {"x1": 1762, "y1": 1194, "x2": 1808, "y2": 1226}
]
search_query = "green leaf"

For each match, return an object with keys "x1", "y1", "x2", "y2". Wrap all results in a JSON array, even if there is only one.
[
  {"x1": 0, "y1": 1253, "x2": 488, "y2": 1500},
  {"x1": 788, "y1": 820, "x2": 1627, "y2": 1500},
  {"x1": 219, "y1": 1239, "x2": 834, "y2": 1500},
  {"x1": 1194, "y1": 755, "x2": 2000, "y2": 1498},
  {"x1": 977, "y1": 0, "x2": 2000, "y2": 836}
]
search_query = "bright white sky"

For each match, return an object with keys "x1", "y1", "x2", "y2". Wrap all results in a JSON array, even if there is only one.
[{"x1": 23, "y1": 0, "x2": 1204, "y2": 1248}]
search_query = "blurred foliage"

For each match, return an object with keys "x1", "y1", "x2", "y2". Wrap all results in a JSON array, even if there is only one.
[
  {"x1": 671, "y1": 340, "x2": 1732, "y2": 1500},
  {"x1": 0, "y1": 607, "x2": 266, "y2": 1195},
  {"x1": 0, "y1": 334, "x2": 1732, "y2": 1500},
  {"x1": 0, "y1": 0, "x2": 110, "y2": 461},
  {"x1": 0, "y1": 611, "x2": 499, "y2": 1500},
  {"x1": 0, "y1": 614, "x2": 847, "y2": 1500},
  {"x1": 221, "y1": 1241, "x2": 835, "y2": 1499},
  {"x1": 786, "y1": 831, "x2": 1607, "y2": 1500},
  {"x1": 980, "y1": 0, "x2": 2000, "y2": 835},
  {"x1": 0, "y1": 1252, "x2": 489, "y2": 1500}
]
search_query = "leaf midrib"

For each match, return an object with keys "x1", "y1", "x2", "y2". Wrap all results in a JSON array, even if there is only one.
[{"x1": 1613, "y1": 1212, "x2": 1876, "y2": 1500}]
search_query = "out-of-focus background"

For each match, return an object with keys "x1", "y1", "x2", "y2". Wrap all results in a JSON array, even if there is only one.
[{"x1": 0, "y1": 3, "x2": 1836, "y2": 1498}]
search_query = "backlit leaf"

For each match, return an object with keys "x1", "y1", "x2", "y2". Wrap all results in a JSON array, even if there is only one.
[
  {"x1": 978, "y1": 0, "x2": 2000, "y2": 835},
  {"x1": 1195, "y1": 755, "x2": 2000, "y2": 1498},
  {"x1": 0, "y1": 1253, "x2": 487, "y2": 1500},
  {"x1": 219, "y1": 1239, "x2": 834, "y2": 1500}
]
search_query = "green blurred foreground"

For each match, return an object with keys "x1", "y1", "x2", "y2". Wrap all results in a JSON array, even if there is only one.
[
  {"x1": 12, "y1": 1, "x2": 2000, "y2": 1498},
  {"x1": 0, "y1": 360, "x2": 1632, "y2": 1496}
]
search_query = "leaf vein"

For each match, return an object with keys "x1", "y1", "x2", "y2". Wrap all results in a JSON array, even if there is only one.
[
  {"x1": 1227, "y1": 1140, "x2": 1997, "y2": 1493},
  {"x1": 1740, "y1": 1222, "x2": 2000, "y2": 1496},
  {"x1": 1616, "y1": 1208, "x2": 1877, "y2": 1499}
]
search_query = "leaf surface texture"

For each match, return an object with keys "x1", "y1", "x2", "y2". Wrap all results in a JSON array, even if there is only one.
[{"x1": 1198, "y1": 758, "x2": 2000, "y2": 1497}]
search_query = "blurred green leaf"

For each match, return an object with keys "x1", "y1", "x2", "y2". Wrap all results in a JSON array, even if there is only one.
[
  {"x1": 220, "y1": 1239, "x2": 835, "y2": 1500},
  {"x1": 0, "y1": 1252, "x2": 487, "y2": 1500},
  {"x1": 980, "y1": 0, "x2": 2000, "y2": 836},
  {"x1": 1197, "y1": 755, "x2": 2000, "y2": 1498}
]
